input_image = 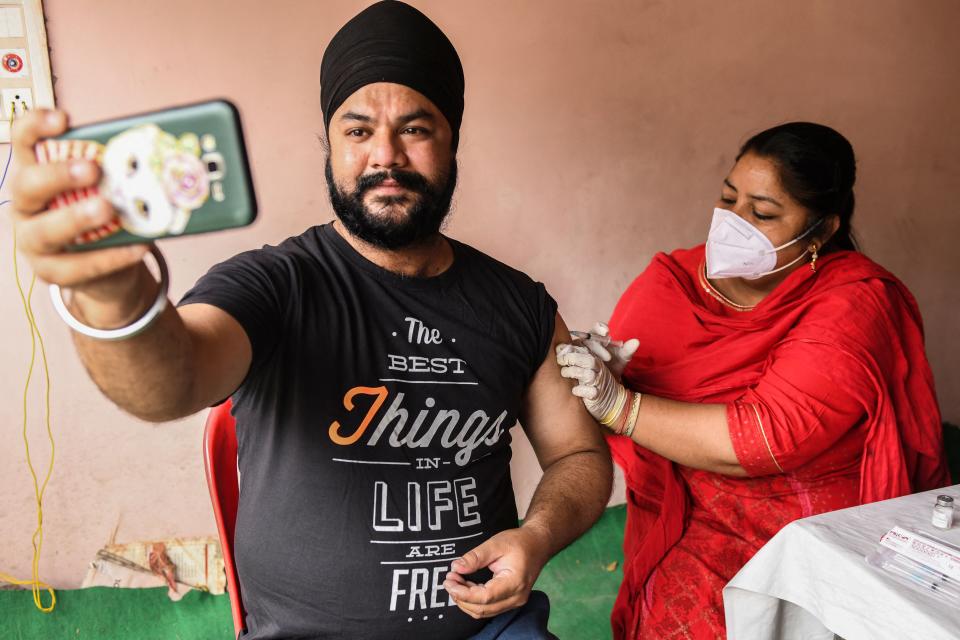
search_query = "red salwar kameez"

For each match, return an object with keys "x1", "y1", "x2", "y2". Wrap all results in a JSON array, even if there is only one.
[{"x1": 605, "y1": 245, "x2": 950, "y2": 639}]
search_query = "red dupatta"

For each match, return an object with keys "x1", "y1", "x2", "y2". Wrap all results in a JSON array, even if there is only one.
[{"x1": 605, "y1": 245, "x2": 949, "y2": 639}]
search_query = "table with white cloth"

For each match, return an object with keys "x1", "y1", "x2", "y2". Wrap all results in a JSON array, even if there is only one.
[{"x1": 723, "y1": 484, "x2": 960, "y2": 640}]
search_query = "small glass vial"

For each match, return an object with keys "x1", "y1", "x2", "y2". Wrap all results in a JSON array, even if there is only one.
[{"x1": 932, "y1": 495, "x2": 954, "y2": 530}]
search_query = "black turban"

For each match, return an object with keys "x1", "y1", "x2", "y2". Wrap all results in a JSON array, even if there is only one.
[{"x1": 321, "y1": 1, "x2": 465, "y2": 149}]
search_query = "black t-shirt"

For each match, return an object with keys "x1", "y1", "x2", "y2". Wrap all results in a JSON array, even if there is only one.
[{"x1": 180, "y1": 223, "x2": 557, "y2": 640}]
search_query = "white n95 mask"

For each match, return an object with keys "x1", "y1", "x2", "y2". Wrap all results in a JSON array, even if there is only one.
[{"x1": 705, "y1": 207, "x2": 820, "y2": 280}]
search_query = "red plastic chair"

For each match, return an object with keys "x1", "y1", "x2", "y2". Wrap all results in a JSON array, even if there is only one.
[{"x1": 203, "y1": 398, "x2": 246, "y2": 637}]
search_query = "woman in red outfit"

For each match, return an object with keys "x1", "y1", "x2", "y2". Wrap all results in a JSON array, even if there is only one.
[{"x1": 556, "y1": 122, "x2": 950, "y2": 639}]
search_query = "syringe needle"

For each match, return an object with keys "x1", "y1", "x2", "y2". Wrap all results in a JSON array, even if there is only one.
[{"x1": 570, "y1": 330, "x2": 624, "y2": 348}]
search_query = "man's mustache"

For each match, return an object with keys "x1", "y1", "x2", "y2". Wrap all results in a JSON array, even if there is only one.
[{"x1": 354, "y1": 169, "x2": 432, "y2": 197}]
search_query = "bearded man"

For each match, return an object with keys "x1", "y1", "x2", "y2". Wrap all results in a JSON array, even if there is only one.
[{"x1": 9, "y1": 2, "x2": 611, "y2": 638}]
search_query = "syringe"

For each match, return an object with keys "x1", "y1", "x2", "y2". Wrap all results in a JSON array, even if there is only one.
[{"x1": 570, "y1": 330, "x2": 624, "y2": 348}]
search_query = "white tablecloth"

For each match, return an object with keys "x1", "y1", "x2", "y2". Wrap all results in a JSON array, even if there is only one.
[{"x1": 723, "y1": 484, "x2": 960, "y2": 640}]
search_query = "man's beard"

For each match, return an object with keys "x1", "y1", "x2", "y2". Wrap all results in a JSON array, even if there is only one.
[{"x1": 326, "y1": 157, "x2": 458, "y2": 250}]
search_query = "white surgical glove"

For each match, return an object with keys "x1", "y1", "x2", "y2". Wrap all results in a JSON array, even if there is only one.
[
  {"x1": 555, "y1": 342, "x2": 624, "y2": 428},
  {"x1": 580, "y1": 322, "x2": 639, "y2": 381},
  {"x1": 556, "y1": 323, "x2": 640, "y2": 431}
]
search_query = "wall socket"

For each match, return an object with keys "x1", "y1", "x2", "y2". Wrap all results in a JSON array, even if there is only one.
[
  {"x1": 0, "y1": 3, "x2": 55, "y2": 143},
  {"x1": 2, "y1": 87, "x2": 33, "y2": 119}
]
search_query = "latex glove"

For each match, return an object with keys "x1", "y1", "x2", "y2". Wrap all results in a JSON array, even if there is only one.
[
  {"x1": 555, "y1": 341, "x2": 624, "y2": 424},
  {"x1": 580, "y1": 322, "x2": 639, "y2": 381}
]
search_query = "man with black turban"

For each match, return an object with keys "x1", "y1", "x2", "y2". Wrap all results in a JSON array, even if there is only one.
[{"x1": 10, "y1": 2, "x2": 612, "y2": 638}]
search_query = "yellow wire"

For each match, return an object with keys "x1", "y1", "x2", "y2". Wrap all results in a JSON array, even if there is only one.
[{"x1": 0, "y1": 199, "x2": 57, "y2": 611}]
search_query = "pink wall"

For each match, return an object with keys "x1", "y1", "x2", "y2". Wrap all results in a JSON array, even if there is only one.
[{"x1": 1, "y1": 0, "x2": 957, "y2": 588}]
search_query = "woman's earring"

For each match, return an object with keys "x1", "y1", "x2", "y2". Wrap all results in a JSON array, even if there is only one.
[{"x1": 809, "y1": 243, "x2": 819, "y2": 272}]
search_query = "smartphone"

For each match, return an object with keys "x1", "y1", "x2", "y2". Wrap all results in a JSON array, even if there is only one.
[{"x1": 35, "y1": 99, "x2": 257, "y2": 250}]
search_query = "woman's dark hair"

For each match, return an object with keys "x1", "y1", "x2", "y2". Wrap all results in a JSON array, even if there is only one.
[{"x1": 737, "y1": 122, "x2": 858, "y2": 251}]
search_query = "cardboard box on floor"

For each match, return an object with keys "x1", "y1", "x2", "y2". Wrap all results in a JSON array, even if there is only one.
[{"x1": 82, "y1": 536, "x2": 225, "y2": 601}]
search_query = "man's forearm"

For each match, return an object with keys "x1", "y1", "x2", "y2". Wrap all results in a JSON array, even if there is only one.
[
  {"x1": 520, "y1": 449, "x2": 613, "y2": 560},
  {"x1": 71, "y1": 264, "x2": 197, "y2": 422}
]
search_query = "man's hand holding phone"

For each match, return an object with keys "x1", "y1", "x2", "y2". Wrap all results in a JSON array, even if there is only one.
[
  {"x1": 10, "y1": 109, "x2": 155, "y2": 330},
  {"x1": 10, "y1": 100, "x2": 255, "y2": 333}
]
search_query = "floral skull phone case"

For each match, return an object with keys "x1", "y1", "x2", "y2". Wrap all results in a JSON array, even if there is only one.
[{"x1": 35, "y1": 99, "x2": 257, "y2": 250}]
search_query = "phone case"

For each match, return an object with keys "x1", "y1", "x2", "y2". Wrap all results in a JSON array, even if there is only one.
[{"x1": 35, "y1": 99, "x2": 257, "y2": 250}]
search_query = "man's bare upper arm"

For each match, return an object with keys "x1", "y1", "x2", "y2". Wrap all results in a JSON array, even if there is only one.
[
  {"x1": 520, "y1": 312, "x2": 608, "y2": 470},
  {"x1": 179, "y1": 302, "x2": 253, "y2": 413}
]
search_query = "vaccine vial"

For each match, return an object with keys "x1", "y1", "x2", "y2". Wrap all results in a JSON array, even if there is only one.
[{"x1": 932, "y1": 495, "x2": 954, "y2": 529}]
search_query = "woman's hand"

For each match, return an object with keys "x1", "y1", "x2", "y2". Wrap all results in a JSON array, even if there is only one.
[
  {"x1": 556, "y1": 341, "x2": 620, "y2": 424},
  {"x1": 556, "y1": 322, "x2": 639, "y2": 432},
  {"x1": 580, "y1": 321, "x2": 639, "y2": 380}
]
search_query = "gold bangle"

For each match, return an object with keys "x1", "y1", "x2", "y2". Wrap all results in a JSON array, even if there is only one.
[
  {"x1": 600, "y1": 385, "x2": 627, "y2": 427},
  {"x1": 599, "y1": 386, "x2": 624, "y2": 426},
  {"x1": 622, "y1": 392, "x2": 643, "y2": 438},
  {"x1": 611, "y1": 397, "x2": 631, "y2": 435}
]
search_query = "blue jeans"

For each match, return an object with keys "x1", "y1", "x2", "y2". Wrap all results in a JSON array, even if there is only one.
[{"x1": 467, "y1": 591, "x2": 558, "y2": 640}]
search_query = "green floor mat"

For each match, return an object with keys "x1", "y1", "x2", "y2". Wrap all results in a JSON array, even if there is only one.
[
  {"x1": 0, "y1": 586, "x2": 234, "y2": 640},
  {"x1": 1, "y1": 505, "x2": 626, "y2": 639},
  {"x1": 535, "y1": 504, "x2": 625, "y2": 639}
]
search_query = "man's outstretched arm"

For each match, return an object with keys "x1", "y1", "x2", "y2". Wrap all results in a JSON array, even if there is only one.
[
  {"x1": 444, "y1": 312, "x2": 613, "y2": 619},
  {"x1": 10, "y1": 109, "x2": 251, "y2": 422},
  {"x1": 73, "y1": 299, "x2": 252, "y2": 422}
]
